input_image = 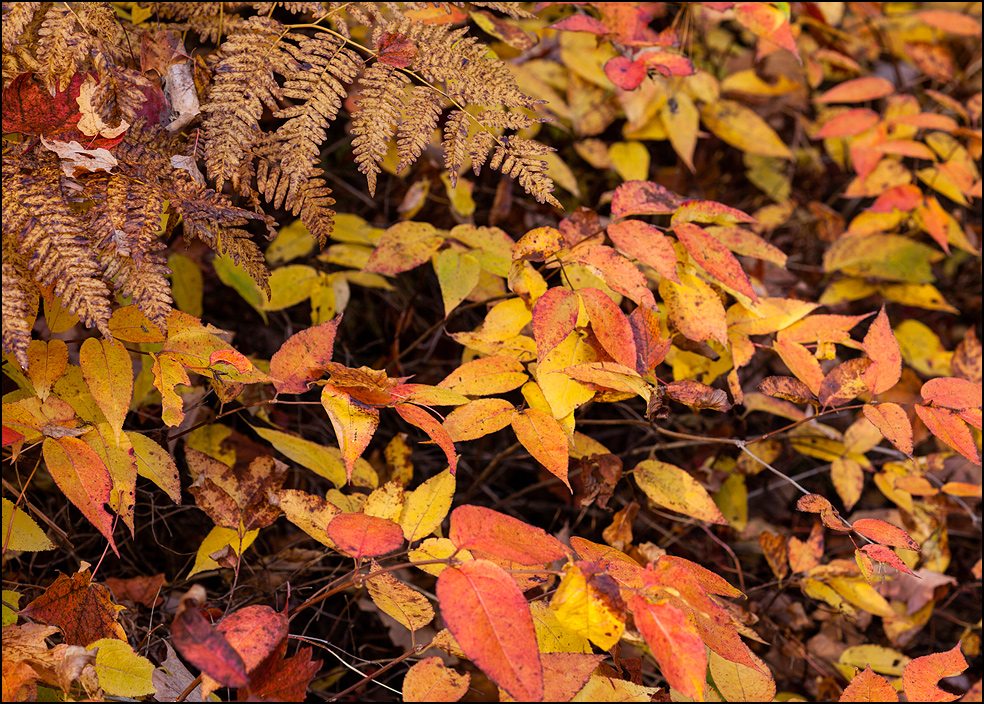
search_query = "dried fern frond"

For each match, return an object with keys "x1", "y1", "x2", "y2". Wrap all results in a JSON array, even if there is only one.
[
  {"x1": 2, "y1": 2, "x2": 42, "y2": 52},
  {"x1": 396, "y1": 86, "x2": 444, "y2": 173},
  {"x1": 351, "y1": 61, "x2": 410, "y2": 195},
  {"x1": 1, "y1": 249, "x2": 39, "y2": 368},
  {"x1": 489, "y1": 136, "x2": 560, "y2": 208},
  {"x1": 35, "y1": 3, "x2": 88, "y2": 93},
  {"x1": 442, "y1": 109, "x2": 471, "y2": 188}
]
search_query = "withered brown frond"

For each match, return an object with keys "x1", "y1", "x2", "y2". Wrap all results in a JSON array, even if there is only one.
[{"x1": 351, "y1": 62, "x2": 410, "y2": 196}]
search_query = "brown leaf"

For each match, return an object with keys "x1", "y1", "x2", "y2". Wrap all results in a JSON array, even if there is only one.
[
  {"x1": 237, "y1": 641, "x2": 322, "y2": 702},
  {"x1": 759, "y1": 532, "x2": 789, "y2": 581},
  {"x1": 759, "y1": 376, "x2": 818, "y2": 406},
  {"x1": 664, "y1": 379, "x2": 732, "y2": 412},
  {"x1": 818, "y1": 358, "x2": 872, "y2": 408},
  {"x1": 20, "y1": 567, "x2": 126, "y2": 646},
  {"x1": 187, "y1": 450, "x2": 287, "y2": 531},
  {"x1": 103, "y1": 573, "x2": 166, "y2": 608}
]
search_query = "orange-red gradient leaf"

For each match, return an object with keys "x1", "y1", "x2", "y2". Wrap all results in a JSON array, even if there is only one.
[
  {"x1": 578, "y1": 287, "x2": 637, "y2": 368},
  {"x1": 920, "y1": 377, "x2": 983, "y2": 410},
  {"x1": 171, "y1": 600, "x2": 248, "y2": 689},
  {"x1": 818, "y1": 358, "x2": 872, "y2": 408},
  {"x1": 675, "y1": 222, "x2": 758, "y2": 302},
  {"x1": 861, "y1": 306, "x2": 902, "y2": 395},
  {"x1": 510, "y1": 408, "x2": 570, "y2": 489},
  {"x1": 402, "y1": 657, "x2": 470, "y2": 702},
  {"x1": 851, "y1": 518, "x2": 919, "y2": 551},
  {"x1": 915, "y1": 405, "x2": 981, "y2": 465},
  {"x1": 270, "y1": 317, "x2": 341, "y2": 394},
  {"x1": 840, "y1": 665, "x2": 898, "y2": 702},
  {"x1": 42, "y1": 437, "x2": 118, "y2": 556},
  {"x1": 394, "y1": 403, "x2": 458, "y2": 474},
  {"x1": 442, "y1": 398, "x2": 516, "y2": 442},
  {"x1": 436, "y1": 559, "x2": 543, "y2": 702},
  {"x1": 629, "y1": 595, "x2": 706, "y2": 700},
  {"x1": 201, "y1": 605, "x2": 289, "y2": 697},
  {"x1": 859, "y1": 544, "x2": 916, "y2": 576},
  {"x1": 532, "y1": 287, "x2": 578, "y2": 360},
  {"x1": 862, "y1": 403, "x2": 913, "y2": 457},
  {"x1": 815, "y1": 76, "x2": 895, "y2": 103},
  {"x1": 449, "y1": 505, "x2": 568, "y2": 565},
  {"x1": 326, "y1": 512, "x2": 405, "y2": 559},
  {"x1": 902, "y1": 644, "x2": 968, "y2": 702},
  {"x1": 610, "y1": 180, "x2": 686, "y2": 219},
  {"x1": 606, "y1": 220, "x2": 680, "y2": 284}
]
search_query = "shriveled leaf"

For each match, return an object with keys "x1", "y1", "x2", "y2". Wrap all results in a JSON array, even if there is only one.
[
  {"x1": 633, "y1": 459, "x2": 728, "y2": 524},
  {"x1": 759, "y1": 376, "x2": 817, "y2": 405},
  {"x1": 664, "y1": 379, "x2": 732, "y2": 411},
  {"x1": 326, "y1": 512, "x2": 404, "y2": 559},
  {"x1": 436, "y1": 559, "x2": 543, "y2": 702},
  {"x1": 365, "y1": 221, "x2": 444, "y2": 275}
]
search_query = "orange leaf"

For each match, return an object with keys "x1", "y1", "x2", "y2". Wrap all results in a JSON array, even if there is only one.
[
  {"x1": 42, "y1": 437, "x2": 118, "y2": 556},
  {"x1": 628, "y1": 304, "x2": 671, "y2": 376},
  {"x1": 449, "y1": 505, "x2": 568, "y2": 566},
  {"x1": 510, "y1": 408, "x2": 570, "y2": 489},
  {"x1": 572, "y1": 243, "x2": 658, "y2": 308},
  {"x1": 578, "y1": 287, "x2": 637, "y2": 369},
  {"x1": 657, "y1": 555, "x2": 743, "y2": 598},
  {"x1": 532, "y1": 287, "x2": 578, "y2": 359},
  {"x1": 915, "y1": 404, "x2": 981, "y2": 465},
  {"x1": 734, "y1": 1, "x2": 799, "y2": 59},
  {"x1": 171, "y1": 590, "x2": 248, "y2": 690},
  {"x1": 859, "y1": 544, "x2": 916, "y2": 576},
  {"x1": 364, "y1": 221, "x2": 444, "y2": 275},
  {"x1": 902, "y1": 644, "x2": 968, "y2": 702},
  {"x1": 676, "y1": 222, "x2": 758, "y2": 301},
  {"x1": 20, "y1": 567, "x2": 126, "y2": 646},
  {"x1": 437, "y1": 356, "x2": 527, "y2": 396},
  {"x1": 326, "y1": 512, "x2": 404, "y2": 559},
  {"x1": 442, "y1": 398, "x2": 516, "y2": 441},
  {"x1": 436, "y1": 559, "x2": 543, "y2": 701},
  {"x1": 913, "y1": 10, "x2": 982, "y2": 36},
  {"x1": 862, "y1": 402, "x2": 913, "y2": 457},
  {"x1": 540, "y1": 652, "x2": 606, "y2": 702},
  {"x1": 788, "y1": 522, "x2": 824, "y2": 573},
  {"x1": 610, "y1": 180, "x2": 685, "y2": 219},
  {"x1": 201, "y1": 605, "x2": 289, "y2": 698},
  {"x1": 920, "y1": 377, "x2": 983, "y2": 410},
  {"x1": 606, "y1": 220, "x2": 680, "y2": 283},
  {"x1": 852, "y1": 518, "x2": 919, "y2": 551},
  {"x1": 270, "y1": 317, "x2": 341, "y2": 395},
  {"x1": 861, "y1": 306, "x2": 901, "y2": 395},
  {"x1": 815, "y1": 76, "x2": 895, "y2": 104},
  {"x1": 659, "y1": 271, "x2": 729, "y2": 347},
  {"x1": 818, "y1": 109, "x2": 881, "y2": 138},
  {"x1": 818, "y1": 358, "x2": 872, "y2": 408},
  {"x1": 321, "y1": 384, "x2": 380, "y2": 481},
  {"x1": 629, "y1": 596, "x2": 706, "y2": 700},
  {"x1": 840, "y1": 665, "x2": 899, "y2": 702},
  {"x1": 402, "y1": 657, "x2": 470, "y2": 702},
  {"x1": 394, "y1": 403, "x2": 458, "y2": 474},
  {"x1": 759, "y1": 532, "x2": 789, "y2": 581}
]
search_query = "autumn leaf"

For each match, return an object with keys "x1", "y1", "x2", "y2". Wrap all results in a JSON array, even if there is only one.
[
  {"x1": 759, "y1": 376, "x2": 817, "y2": 405},
  {"x1": 840, "y1": 665, "x2": 899, "y2": 702},
  {"x1": 237, "y1": 641, "x2": 322, "y2": 702},
  {"x1": 577, "y1": 287, "x2": 637, "y2": 368},
  {"x1": 437, "y1": 356, "x2": 528, "y2": 396},
  {"x1": 606, "y1": 219, "x2": 680, "y2": 283},
  {"x1": 852, "y1": 518, "x2": 920, "y2": 552},
  {"x1": 862, "y1": 403, "x2": 913, "y2": 457},
  {"x1": 449, "y1": 505, "x2": 568, "y2": 565},
  {"x1": 186, "y1": 449, "x2": 287, "y2": 532},
  {"x1": 366, "y1": 559, "x2": 435, "y2": 632},
  {"x1": 393, "y1": 403, "x2": 458, "y2": 474},
  {"x1": 550, "y1": 561, "x2": 625, "y2": 650},
  {"x1": 532, "y1": 287, "x2": 578, "y2": 359},
  {"x1": 269, "y1": 317, "x2": 341, "y2": 395},
  {"x1": 402, "y1": 657, "x2": 470, "y2": 702},
  {"x1": 200, "y1": 605, "x2": 289, "y2": 697},
  {"x1": 436, "y1": 559, "x2": 543, "y2": 702},
  {"x1": 859, "y1": 544, "x2": 916, "y2": 576},
  {"x1": 610, "y1": 180, "x2": 686, "y2": 219},
  {"x1": 663, "y1": 379, "x2": 732, "y2": 412},
  {"x1": 818, "y1": 357, "x2": 872, "y2": 408},
  {"x1": 365, "y1": 221, "x2": 444, "y2": 275},
  {"x1": 629, "y1": 595, "x2": 706, "y2": 700},
  {"x1": 20, "y1": 567, "x2": 126, "y2": 646},
  {"x1": 443, "y1": 398, "x2": 517, "y2": 441},
  {"x1": 915, "y1": 404, "x2": 981, "y2": 465},
  {"x1": 321, "y1": 384, "x2": 380, "y2": 481},
  {"x1": 902, "y1": 644, "x2": 968, "y2": 702},
  {"x1": 920, "y1": 377, "x2": 983, "y2": 410},
  {"x1": 326, "y1": 512, "x2": 404, "y2": 559},
  {"x1": 815, "y1": 76, "x2": 895, "y2": 104},
  {"x1": 633, "y1": 459, "x2": 729, "y2": 524}
]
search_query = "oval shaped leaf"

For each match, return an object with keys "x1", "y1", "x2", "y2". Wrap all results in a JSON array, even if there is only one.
[{"x1": 326, "y1": 512, "x2": 405, "y2": 559}]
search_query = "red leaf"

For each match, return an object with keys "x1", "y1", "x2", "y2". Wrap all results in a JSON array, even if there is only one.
[
  {"x1": 449, "y1": 505, "x2": 568, "y2": 565},
  {"x1": 436, "y1": 560, "x2": 543, "y2": 702},
  {"x1": 920, "y1": 377, "x2": 983, "y2": 410},
  {"x1": 550, "y1": 14, "x2": 610, "y2": 35},
  {"x1": 578, "y1": 287, "x2": 637, "y2": 369},
  {"x1": 172, "y1": 592, "x2": 249, "y2": 689},
  {"x1": 840, "y1": 665, "x2": 899, "y2": 702},
  {"x1": 240, "y1": 643, "x2": 322, "y2": 702},
  {"x1": 201, "y1": 605, "x2": 289, "y2": 697},
  {"x1": 902, "y1": 644, "x2": 968, "y2": 702},
  {"x1": 572, "y1": 243, "x2": 658, "y2": 308},
  {"x1": 629, "y1": 596, "x2": 707, "y2": 700},
  {"x1": 2, "y1": 72, "x2": 86, "y2": 136},
  {"x1": 270, "y1": 317, "x2": 341, "y2": 394},
  {"x1": 376, "y1": 32, "x2": 416, "y2": 68},
  {"x1": 510, "y1": 408, "x2": 570, "y2": 489},
  {"x1": 860, "y1": 544, "x2": 917, "y2": 576},
  {"x1": 675, "y1": 222, "x2": 758, "y2": 302},
  {"x1": 610, "y1": 180, "x2": 686, "y2": 220},
  {"x1": 326, "y1": 513, "x2": 405, "y2": 559},
  {"x1": 532, "y1": 287, "x2": 578, "y2": 359},
  {"x1": 861, "y1": 306, "x2": 901, "y2": 395},
  {"x1": 393, "y1": 403, "x2": 458, "y2": 474},
  {"x1": 915, "y1": 405, "x2": 982, "y2": 465},
  {"x1": 734, "y1": 2, "x2": 800, "y2": 59},
  {"x1": 607, "y1": 220, "x2": 680, "y2": 284},
  {"x1": 851, "y1": 518, "x2": 919, "y2": 551},
  {"x1": 637, "y1": 49, "x2": 694, "y2": 77},
  {"x1": 604, "y1": 57, "x2": 646, "y2": 90},
  {"x1": 20, "y1": 568, "x2": 127, "y2": 646},
  {"x1": 815, "y1": 76, "x2": 895, "y2": 104}
]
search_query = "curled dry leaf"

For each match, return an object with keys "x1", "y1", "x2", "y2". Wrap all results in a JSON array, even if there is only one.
[
  {"x1": 663, "y1": 379, "x2": 732, "y2": 412},
  {"x1": 758, "y1": 376, "x2": 817, "y2": 405}
]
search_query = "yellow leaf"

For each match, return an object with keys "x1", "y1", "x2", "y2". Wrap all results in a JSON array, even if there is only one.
[
  {"x1": 2, "y1": 498, "x2": 55, "y2": 552},
  {"x1": 714, "y1": 472, "x2": 747, "y2": 532},
  {"x1": 894, "y1": 320, "x2": 953, "y2": 377},
  {"x1": 700, "y1": 100, "x2": 793, "y2": 159},
  {"x1": 609, "y1": 141, "x2": 650, "y2": 182},
  {"x1": 362, "y1": 481, "x2": 405, "y2": 522},
  {"x1": 434, "y1": 249, "x2": 480, "y2": 317},
  {"x1": 661, "y1": 91, "x2": 699, "y2": 172},
  {"x1": 543, "y1": 151, "x2": 581, "y2": 198},
  {"x1": 366, "y1": 559, "x2": 435, "y2": 632},
  {"x1": 321, "y1": 385, "x2": 380, "y2": 482},
  {"x1": 266, "y1": 219, "x2": 315, "y2": 264},
  {"x1": 188, "y1": 526, "x2": 259, "y2": 577},
  {"x1": 536, "y1": 332, "x2": 595, "y2": 420},
  {"x1": 441, "y1": 172, "x2": 476, "y2": 217},
  {"x1": 276, "y1": 489, "x2": 339, "y2": 547},
  {"x1": 837, "y1": 644, "x2": 910, "y2": 680},
  {"x1": 572, "y1": 676, "x2": 661, "y2": 702},
  {"x1": 400, "y1": 469, "x2": 455, "y2": 542},
  {"x1": 559, "y1": 31, "x2": 617, "y2": 89},
  {"x1": 823, "y1": 234, "x2": 943, "y2": 283},
  {"x1": 26, "y1": 339, "x2": 67, "y2": 402},
  {"x1": 80, "y1": 338, "x2": 132, "y2": 445},
  {"x1": 550, "y1": 563, "x2": 626, "y2": 650},
  {"x1": 212, "y1": 254, "x2": 267, "y2": 322},
  {"x1": 659, "y1": 270, "x2": 729, "y2": 347},
  {"x1": 633, "y1": 459, "x2": 728, "y2": 524},
  {"x1": 707, "y1": 648, "x2": 775, "y2": 703},
  {"x1": 167, "y1": 252, "x2": 204, "y2": 318},
  {"x1": 87, "y1": 638, "x2": 157, "y2": 698},
  {"x1": 877, "y1": 283, "x2": 959, "y2": 313},
  {"x1": 529, "y1": 601, "x2": 592, "y2": 654},
  {"x1": 261, "y1": 265, "x2": 321, "y2": 311},
  {"x1": 409, "y1": 537, "x2": 472, "y2": 577}
]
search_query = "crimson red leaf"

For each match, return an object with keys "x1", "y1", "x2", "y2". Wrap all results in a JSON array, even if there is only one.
[
  {"x1": 604, "y1": 57, "x2": 646, "y2": 90},
  {"x1": 172, "y1": 595, "x2": 248, "y2": 689}
]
